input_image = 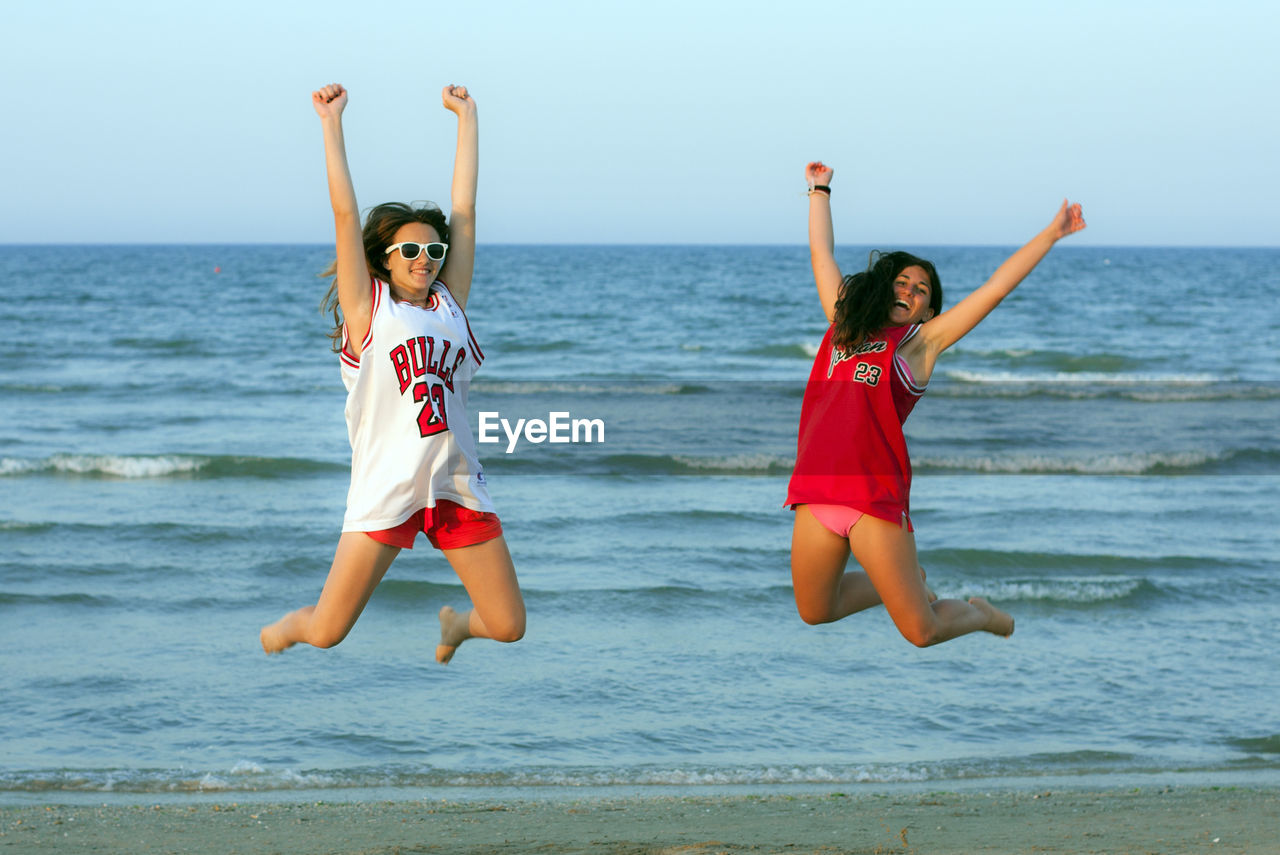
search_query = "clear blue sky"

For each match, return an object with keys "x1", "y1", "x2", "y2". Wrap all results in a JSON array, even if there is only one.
[{"x1": 4, "y1": 0, "x2": 1277, "y2": 245}]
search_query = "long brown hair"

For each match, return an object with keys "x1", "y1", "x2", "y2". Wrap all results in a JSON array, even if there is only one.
[
  {"x1": 831, "y1": 250, "x2": 943, "y2": 351},
  {"x1": 320, "y1": 202, "x2": 450, "y2": 352}
]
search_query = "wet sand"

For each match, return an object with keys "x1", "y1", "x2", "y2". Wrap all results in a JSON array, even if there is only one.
[{"x1": 3, "y1": 785, "x2": 1276, "y2": 854}]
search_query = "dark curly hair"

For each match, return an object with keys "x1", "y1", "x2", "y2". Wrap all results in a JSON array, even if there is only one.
[
  {"x1": 831, "y1": 250, "x2": 943, "y2": 351},
  {"x1": 321, "y1": 202, "x2": 450, "y2": 352}
]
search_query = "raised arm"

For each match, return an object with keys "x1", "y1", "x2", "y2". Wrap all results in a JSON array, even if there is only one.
[
  {"x1": 806, "y1": 161, "x2": 843, "y2": 323},
  {"x1": 438, "y1": 85, "x2": 478, "y2": 309},
  {"x1": 314, "y1": 84, "x2": 374, "y2": 354},
  {"x1": 907, "y1": 201, "x2": 1086, "y2": 380}
]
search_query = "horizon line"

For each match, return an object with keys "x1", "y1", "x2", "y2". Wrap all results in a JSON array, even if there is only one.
[{"x1": 3, "y1": 241, "x2": 1278, "y2": 250}]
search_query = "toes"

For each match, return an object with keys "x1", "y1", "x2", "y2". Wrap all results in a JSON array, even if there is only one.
[{"x1": 968, "y1": 596, "x2": 1015, "y2": 637}]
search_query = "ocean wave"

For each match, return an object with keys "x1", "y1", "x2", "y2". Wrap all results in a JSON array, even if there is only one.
[
  {"x1": 1227, "y1": 735, "x2": 1280, "y2": 755},
  {"x1": 4, "y1": 752, "x2": 1251, "y2": 794},
  {"x1": 484, "y1": 452, "x2": 795, "y2": 477},
  {"x1": 380, "y1": 581, "x2": 790, "y2": 609},
  {"x1": 949, "y1": 349, "x2": 1145, "y2": 373},
  {"x1": 0, "y1": 381, "x2": 98, "y2": 395},
  {"x1": 0, "y1": 454, "x2": 204, "y2": 478},
  {"x1": 474, "y1": 381, "x2": 707, "y2": 396},
  {"x1": 0, "y1": 765, "x2": 340, "y2": 794},
  {"x1": 950, "y1": 347, "x2": 1034, "y2": 359},
  {"x1": 366, "y1": 579, "x2": 490, "y2": 604},
  {"x1": 596, "y1": 453, "x2": 792, "y2": 476},
  {"x1": 935, "y1": 386, "x2": 1280, "y2": 402},
  {"x1": 933, "y1": 373, "x2": 1280, "y2": 402},
  {"x1": 670, "y1": 453, "x2": 794, "y2": 473},
  {"x1": 488, "y1": 339, "x2": 576, "y2": 352},
  {"x1": 944, "y1": 370, "x2": 1227, "y2": 385},
  {"x1": 110, "y1": 336, "x2": 204, "y2": 354},
  {"x1": 0, "y1": 453, "x2": 344, "y2": 480},
  {"x1": 0, "y1": 521, "x2": 55, "y2": 533},
  {"x1": 913, "y1": 449, "x2": 1253, "y2": 475},
  {"x1": 0, "y1": 591, "x2": 117, "y2": 608},
  {"x1": 486, "y1": 446, "x2": 1276, "y2": 477},
  {"x1": 922, "y1": 548, "x2": 1237, "y2": 575},
  {"x1": 742, "y1": 343, "x2": 814, "y2": 360},
  {"x1": 0, "y1": 763, "x2": 967, "y2": 794},
  {"x1": 954, "y1": 576, "x2": 1156, "y2": 605}
]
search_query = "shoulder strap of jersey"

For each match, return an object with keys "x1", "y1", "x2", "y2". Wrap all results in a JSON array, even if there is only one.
[
  {"x1": 432, "y1": 280, "x2": 484, "y2": 365},
  {"x1": 890, "y1": 324, "x2": 926, "y2": 395},
  {"x1": 339, "y1": 278, "x2": 384, "y2": 369}
]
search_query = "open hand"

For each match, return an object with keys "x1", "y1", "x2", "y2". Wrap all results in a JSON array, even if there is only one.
[
  {"x1": 1049, "y1": 200, "x2": 1086, "y2": 240},
  {"x1": 312, "y1": 83, "x2": 347, "y2": 118},
  {"x1": 442, "y1": 84, "x2": 476, "y2": 116},
  {"x1": 806, "y1": 161, "x2": 834, "y2": 187}
]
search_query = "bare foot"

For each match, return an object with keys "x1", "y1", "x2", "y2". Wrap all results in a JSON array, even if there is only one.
[
  {"x1": 260, "y1": 619, "x2": 295, "y2": 655},
  {"x1": 968, "y1": 596, "x2": 1015, "y2": 637},
  {"x1": 436, "y1": 605, "x2": 472, "y2": 664}
]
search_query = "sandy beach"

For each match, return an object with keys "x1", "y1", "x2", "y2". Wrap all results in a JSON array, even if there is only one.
[{"x1": 3, "y1": 785, "x2": 1276, "y2": 854}]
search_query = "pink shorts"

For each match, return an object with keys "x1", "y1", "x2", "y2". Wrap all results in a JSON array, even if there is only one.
[
  {"x1": 802, "y1": 503, "x2": 865, "y2": 539},
  {"x1": 366, "y1": 500, "x2": 503, "y2": 550}
]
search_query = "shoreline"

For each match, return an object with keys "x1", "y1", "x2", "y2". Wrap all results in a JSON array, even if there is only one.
[{"x1": 4, "y1": 784, "x2": 1277, "y2": 854}]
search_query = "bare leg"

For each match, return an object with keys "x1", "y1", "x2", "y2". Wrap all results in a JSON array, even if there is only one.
[
  {"x1": 790, "y1": 506, "x2": 934, "y2": 623},
  {"x1": 435, "y1": 534, "x2": 525, "y2": 664},
  {"x1": 848, "y1": 514, "x2": 1014, "y2": 646},
  {"x1": 260, "y1": 533, "x2": 400, "y2": 653},
  {"x1": 791, "y1": 505, "x2": 883, "y2": 624}
]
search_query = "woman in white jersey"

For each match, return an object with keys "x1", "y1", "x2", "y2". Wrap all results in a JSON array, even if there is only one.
[{"x1": 260, "y1": 83, "x2": 524, "y2": 664}]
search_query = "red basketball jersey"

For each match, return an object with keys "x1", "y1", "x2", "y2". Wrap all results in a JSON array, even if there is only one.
[{"x1": 786, "y1": 323, "x2": 926, "y2": 528}]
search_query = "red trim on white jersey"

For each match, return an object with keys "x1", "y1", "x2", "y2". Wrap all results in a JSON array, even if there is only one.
[
  {"x1": 461, "y1": 312, "x2": 484, "y2": 364},
  {"x1": 338, "y1": 278, "x2": 383, "y2": 368},
  {"x1": 434, "y1": 279, "x2": 484, "y2": 365}
]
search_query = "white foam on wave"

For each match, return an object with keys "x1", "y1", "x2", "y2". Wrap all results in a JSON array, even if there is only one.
[
  {"x1": 0, "y1": 458, "x2": 43, "y2": 476},
  {"x1": 193, "y1": 764, "x2": 338, "y2": 791},
  {"x1": 959, "y1": 576, "x2": 1144, "y2": 604},
  {"x1": 0, "y1": 453, "x2": 210, "y2": 478},
  {"x1": 0, "y1": 760, "x2": 1038, "y2": 792},
  {"x1": 474, "y1": 381, "x2": 687, "y2": 395},
  {"x1": 0, "y1": 520, "x2": 51, "y2": 530},
  {"x1": 943, "y1": 369, "x2": 1225, "y2": 385},
  {"x1": 672, "y1": 453, "x2": 793, "y2": 472},
  {"x1": 196, "y1": 772, "x2": 230, "y2": 790},
  {"x1": 1123, "y1": 386, "x2": 1280, "y2": 402},
  {"x1": 917, "y1": 450, "x2": 1221, "y2": 475},
  {"x1": 494, "y1": 765, "x2": 933, "y2": 787}
]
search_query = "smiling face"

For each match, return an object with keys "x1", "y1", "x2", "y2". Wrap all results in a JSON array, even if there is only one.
[
  {"x1": 384, "y1": 222, "x2": 444, "y2": 304},
  {"x1": 888, "y1": 265, "x2": 935, "y2": 325}
]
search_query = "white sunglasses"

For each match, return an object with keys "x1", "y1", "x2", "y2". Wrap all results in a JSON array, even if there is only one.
[{"x1": 385, "y1": 241, "x2": 448, "y2": 262}]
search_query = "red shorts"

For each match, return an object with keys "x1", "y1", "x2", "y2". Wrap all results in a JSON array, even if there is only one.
[{"x1": 365, "y1": 500, "x2": 503, "y2": 550}]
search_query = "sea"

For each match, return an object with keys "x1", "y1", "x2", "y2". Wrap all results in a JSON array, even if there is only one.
[{"x1": 1, "y1": 243, "x2": 1277, "y2": 804}]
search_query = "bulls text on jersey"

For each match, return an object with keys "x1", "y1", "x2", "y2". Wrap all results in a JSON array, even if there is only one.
[{"x1": 389, "y1": 335, "x2": 468, "y2": 437}]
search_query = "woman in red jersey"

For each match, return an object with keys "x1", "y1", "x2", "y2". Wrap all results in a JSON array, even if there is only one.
[{"x1": 786, "y1": 161, "x2": 1085, "y2": 646}]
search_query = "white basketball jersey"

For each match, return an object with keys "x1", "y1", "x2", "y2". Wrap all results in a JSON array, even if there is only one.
[{"x1": 339, "y1": 278, "x2": 492, "y2": 531}]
